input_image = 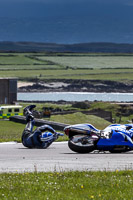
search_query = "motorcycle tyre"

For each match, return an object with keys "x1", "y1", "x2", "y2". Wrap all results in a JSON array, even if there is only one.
[{"x1": 68, "y1": 135, "x2": 96, "y2": 153}]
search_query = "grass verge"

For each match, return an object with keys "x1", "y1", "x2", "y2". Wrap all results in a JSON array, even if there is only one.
[
  {"x1": 0, "y1": 120, "x2": 25, "y2": 142},
  {"x1": 0, "y1": 111, "x2": 110, "y2": 142},
  {"x1": 0, "y1": 170, "x2": 133, "y2": 200},
  {"x1": 50, "y1": 112, "x2": 110, "y2": 130}
]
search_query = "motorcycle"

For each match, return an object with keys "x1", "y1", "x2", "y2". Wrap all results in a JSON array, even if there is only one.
[{"x1": 64, "y1": 123, "x2": 133, "y2": 153}]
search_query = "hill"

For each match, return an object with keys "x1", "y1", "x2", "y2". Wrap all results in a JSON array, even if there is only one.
[{"x1": 1, "y1": 42, "x2": 133, "y2": 53}]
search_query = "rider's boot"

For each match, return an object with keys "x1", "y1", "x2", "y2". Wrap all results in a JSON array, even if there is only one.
[
  {"x1": 23, "y1": 105, "x2": 36, "y2": 116},
  {"x1": 23, "y1": 105, "x2": 36, "y2": 123}
]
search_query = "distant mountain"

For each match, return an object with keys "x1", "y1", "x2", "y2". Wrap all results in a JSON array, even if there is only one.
[{"x1": 1, "y1": 41, "x2": 133, "y2": 53}]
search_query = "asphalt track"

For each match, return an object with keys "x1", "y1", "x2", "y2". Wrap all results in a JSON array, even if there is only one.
[{"x1": 0, "y1": 142, "x2": 133, "y2": 173}]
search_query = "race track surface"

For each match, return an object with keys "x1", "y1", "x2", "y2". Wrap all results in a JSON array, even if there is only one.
[{"x1": 0, "y1": 142, "x2": 133, "y2": 173}]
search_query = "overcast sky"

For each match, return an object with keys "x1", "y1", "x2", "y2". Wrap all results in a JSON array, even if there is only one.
[
  {"x1": 0, "y1": 0, "x2": 133, "y2": 4},
  {"x1": 0, "y1": 0, "x2": 133, "y2": 43},
  {"x1": 0, "y1": 0, "x2": 133, "y2": 18}
]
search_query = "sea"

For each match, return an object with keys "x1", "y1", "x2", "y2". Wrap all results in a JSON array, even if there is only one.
[{"x1": 17, "y1": 92, "x2": 133, "y2": 102}]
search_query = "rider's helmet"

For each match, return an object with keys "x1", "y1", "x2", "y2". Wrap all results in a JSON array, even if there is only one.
[{"x1": 40, "y1": 132, "x2": 54, "y2": 143}]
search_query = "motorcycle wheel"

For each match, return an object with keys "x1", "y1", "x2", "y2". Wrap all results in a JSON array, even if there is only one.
[{"x1": 68, "y1": 135, "x2": 96, "y2": 153}]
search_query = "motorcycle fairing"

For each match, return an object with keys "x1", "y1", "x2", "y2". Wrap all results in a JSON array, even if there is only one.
[
  {"x1": 97, "y1": 130, "x2": 133, "y2": 151},
  {"x1": 104, "y1": 124, "x2": 133, "y2": 139}
]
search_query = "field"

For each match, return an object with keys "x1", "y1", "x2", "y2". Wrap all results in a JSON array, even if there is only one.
[
  {"x1": 38, "y1": 54, "x2": 133, "y2": 69},
  {"x1": 0, "y1": 170, "x2": 133, "y2": 200},
  {"x1": 0, "y1": 53, "x2": 133, "y2": 82}
]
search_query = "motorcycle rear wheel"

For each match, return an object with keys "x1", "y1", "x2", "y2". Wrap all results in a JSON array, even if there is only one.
[{"x1": 68, "y1": 135, "x2": 96, "y2": 153}]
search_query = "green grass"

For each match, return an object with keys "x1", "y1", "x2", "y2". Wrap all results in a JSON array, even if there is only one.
[
  {"x1": 42, "y1": 101, "x2": 133, "y2": 126},
  {"x1": 20, "y1": 102, "x2": 74, "y2": 113},
  {"x1": 50, "y1": 112, "x2": 110, "y2": 130},
  {"x1": 1, "y1": 68, "x2": 133, "y2": 81},
  {"x1": 37, "y1": 55, "x2": 133, "y2": 69},
  {"x1": 0, "y1": 54, "x2": 37, "y2": 65},
  {"x1": 0, "y1": 53, "x2": 61, "y2": 70},
  {"x1": 0, "y1": 170, "x2": 133, "y2": 200},
  {"x1": 0, "y1": 65, "x2": 60, "y2": 70},
  {"x1": 0, "y1": 120, "x2": 25, "y2": 142},
  {"x1": 1, "y1": 53, "x2": 133, "y2": 82}
]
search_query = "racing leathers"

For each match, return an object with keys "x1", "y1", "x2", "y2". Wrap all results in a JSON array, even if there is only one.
[{"x1": 22, "y1": 105, "x2": 58, "y2": 148}]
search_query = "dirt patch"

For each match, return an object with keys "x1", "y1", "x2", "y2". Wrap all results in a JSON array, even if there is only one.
[{"x1": 18, "y1": 81, "x2": 34, "y2": 88}]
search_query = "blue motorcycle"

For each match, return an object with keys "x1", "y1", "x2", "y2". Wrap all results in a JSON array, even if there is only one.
[{"x1": 64, "y1": 123, "x2": 133, "y2": 153}]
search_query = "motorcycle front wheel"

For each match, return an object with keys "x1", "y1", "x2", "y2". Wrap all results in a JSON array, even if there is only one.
[{"x1": 68, "y1": 135, "x2": 96, "y2": 153}]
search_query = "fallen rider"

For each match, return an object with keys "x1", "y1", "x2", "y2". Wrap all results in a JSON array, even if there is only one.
[{"x1": 22, "y1": 105, "x2": 63, "y2": 148}]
